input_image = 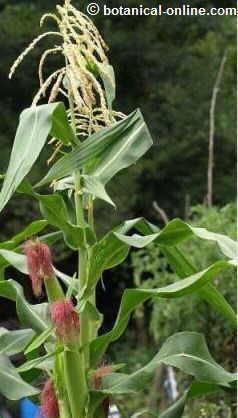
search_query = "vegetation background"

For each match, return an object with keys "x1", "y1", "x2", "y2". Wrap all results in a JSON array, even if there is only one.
[{"x1": 0, "y1": 0, "x2": 236, "y2": 416}]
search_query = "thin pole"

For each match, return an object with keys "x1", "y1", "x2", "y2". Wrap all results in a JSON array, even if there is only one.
[{"x1": 207, "y1": 51, "x2": 227, "y2": 207}]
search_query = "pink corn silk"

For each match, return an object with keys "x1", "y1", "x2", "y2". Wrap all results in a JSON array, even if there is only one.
[
  {"x1": 40, "y1": 379, "x2": 59, "y2": 418},
  {"x1": 24, "y1": 239, "x2": 54, "y2": 297},
  {"x1": 50, "y1": 299, "x2": 80, "y2": 343},
  {"x1": 93, "y1": 366, "x2": 113, "y2": 389},
  {"x1": 93, "y1": 366, "x2": 112, "y2": 417}
]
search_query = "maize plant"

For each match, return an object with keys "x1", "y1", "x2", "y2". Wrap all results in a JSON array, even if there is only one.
[{"x1": 0, "y1": 1, "x2": 236, "y2": 417}]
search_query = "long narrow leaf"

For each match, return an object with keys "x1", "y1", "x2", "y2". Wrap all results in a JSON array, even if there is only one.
[
  {"x1": 0, "y1": 328, "x2": 35, "y2": 356},
  {"x1": 0, "y1": 102, "x2": 75, "y2": 212},
  {"x1": 93, "y1": 332, "x2": 234, "y2": 395},
  {"x1": 90, "y1": 260, "x2": 231, "y2": 366},
  {"x1": 0, "y1": 220, "x2": 48, "y2": 251},
  {"x1": 159, "y1": 381, "x2": 225, "y2": 418},
  {"x1": 0, "y1": 280, "x2": 50, "y2": 333},
  {"x1": 114, "y1": 218, "x2": 237, "y2": 259},
  {"x1": 0, "y1": 354, "x2": 39, "y2": 400},
  {"x1": 37, "y1": 109, "x2": 153, "y2": 187},
  {"x1": 162, "y1": 246, "x2": 237, "y2": 326}
]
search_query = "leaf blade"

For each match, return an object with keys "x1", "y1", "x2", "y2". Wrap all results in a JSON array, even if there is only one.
[
  {"x1": 0, "y1": 354, "x2": 39, "y2": 400},
  {"x1": 0, "y1": 102, "x2": 74, "y2": 212},
  {"x1": 37, "y1": 109, "x2": 153, "y2": 187}
]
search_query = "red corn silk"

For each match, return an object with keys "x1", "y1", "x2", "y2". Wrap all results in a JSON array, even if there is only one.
[
  {"x1": 50, "y1": 299, "x2": 80, "y2": 343},
  {"x1": 23, "y1": 239, "x2": 54, "y2": 297},
  {"x1": 40, "y1": 379, "x2": 59, "y2": 418},
  {"x1": 93, "y1": 366, "x2": 113, "y2": 389}
]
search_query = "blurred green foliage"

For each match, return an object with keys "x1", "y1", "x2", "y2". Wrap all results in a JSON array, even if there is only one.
[
  {"x1": 128, "y1": 203, "x2": 236, "y2": 415},
  {"x1": 132, "y1": 203, "x2": 236, "y2": 365}
]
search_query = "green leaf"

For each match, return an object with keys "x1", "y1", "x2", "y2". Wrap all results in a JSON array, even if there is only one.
[
  {"x1": 114, "y1": 218, "x2": 237, "y2": 258},
  {"x1": 97, "y1": 63, "x2": 116, "y2": 109},
  {"x1": 90, "y1": 260, "x2": 231, "y2": 366},
  {"x1": 12, "y1": 220, "x2": 48, "y2": 244},
  {"x1": 83, "y1": 234, "x2": 129, "y2": 299},
  {"x1": 0, "y1": 102, "x2": 74, "y2": 212},
  {"x1": 158, "y1": 394, "x2": 187, "y2": 418},
  {"x1": 0, "y1": 354, "x2": 39, "y2": 400},
  {"x1": 0, "y1": 280, "x2": 50, "y2": 333},
  {"x1": 114, "y1": 232, "x2": 157, "y2": 248},
  {"x1": 84, "y1": 301, "x2": 103, "y2": 339},
  {"x1": 55, "y1": 268, "x2": 78, "y2": 295},
  {"x1": 38, "y1": 193, "x2": 95, "y2": 249},
  {"x1": 39, "y1": 194, "x2": 69, "y2": 228},
  {"x1": 162, "y1": 246, "x2": 237, "y2": 326},
  {"x1": 82, "y1": 175, "x2": 115, "y2": 207},
  {"x1": 0, "y1": 220, "x2": 48, "y2": 251},
  {"x1": 17, "y1": 178, "x2": 37, "y2": 197},
  {"x1": 156, "y1": 333, "x2": 235, "y2": 387},
  {"x1": 159, "y1": 381, "x2": 224, "y2": 418},
  {"x1": 40, "y1": 230, "x2": 63, "y2": 246},
  {"x1": 50, "y1": 102, "x2": 77, "y2": 145},
  {"x1": 36, "y1": 109, "x2": 153, "y2": 187},
  {"x1": 0, "y1": 328, "x2": 35, "y2": 356},
  {"x1": 0, "y1": 249, "x2": 27, "y2": 273},
  {"x1": 95, "y1": 332, "x2": 234, "y2": 396},
  {"x1": 18, "y1": 348, "x2": 63, "y2": 373},
  {"x1": 37, "y1": 193, "x2": 95, "y2": 249},
  {"x1": 198, "y1": 282, "x2": 237, "y2": 326},
  {"x1": 24, "y1": 327, "x2": 53, "y2": 355},
  {"x1": 131, "y1": 410, "x2": 156, "y2": 417},
  {"x1": 82, "y1": 218, "x2": 153, "y2": 299},
  {"x1": 0, "y1": 248, "x2": 78, "y2": 299},
  {"x1": 189, "y1": 225, "x2": 237, "y2": 259},
  {"x1": 112, "y1": 217, "x2": 237, "y2": 326}
]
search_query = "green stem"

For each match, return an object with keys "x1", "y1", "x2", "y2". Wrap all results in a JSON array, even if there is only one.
[
  {"x1": 55, "y1": 353, "x2": 72, "y2": 418},
  {"x1": 74, "y1": 170, "x2": 90, "y2": 366},
  {"x1": 68, "y1": 86, "x2": 91, "y2": 364},
  {"x1": 67, "y1": 79, "x2": 96, "y2": 416},
  {"x1": 88, "y1": 195, "x2": 94, "y2": 231},
  {"x1": 58, "y1": 398, "x2": 72, "y2": 418},
  {"x1": 63, "y1": 348, "x2": 88, "y2": 418},
  {"x1": 44, "y1": 275, "x2": 65, "y2": 302}
]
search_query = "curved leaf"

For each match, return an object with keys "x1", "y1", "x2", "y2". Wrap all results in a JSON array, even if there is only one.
[
  {"x1": 36, "y1": 109, "x2": 153, "y2": 187},
  {"x1": 0, "y1": 220, "x2": 48, "y2": 251},
  {"x1": 0, "y1": 280, "x2": 50, "y2": 333},
  {"x1": 0, "y1": 354, "x2": 39, "y2": 400},
  {"x1": 115, "y1": 217, "x2": 237, "y2": 326},
  {"x1": 0, "y1": 328, "x2": 35, "y2": 356},
  {"x1": 0, "y1": 248, "x2": 77, "y2": 298},
  {"x1": 159, "y1": 381, "x2": 225, "y2": 418},
  {"x1": 27, "y1": 192, "x2": 96, "y2": 248},
  {"x1": 90, "y1": 260, "x2": 231, "y2": 366},
  {"x1": 162, "y1": 246, "x2": 237, "y2": 326},
  {"x1": 82, "y1": 217, "x2": 155, "y2": 299},
  {"x1": 94, "y1": 332, "x2": 234, "y2": 395},
  {"x1": 0, "y1": 102, "x2": 74, "y2": 212},
  {"x1": 0, "y1": 250, "x2": 27, "y2": 274},
  {"x1": 24, "y1": 327, "x2": 53, "y2": 355},
  {"x1": 18, "y1": 348, "x2": 63, "y2": 373},
  {"x1": 115, "y1": 218, "x2": 237, "y2": 259},
  {"x1": 82, "y1": 175, "x2": 115, "y2": 207}
]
